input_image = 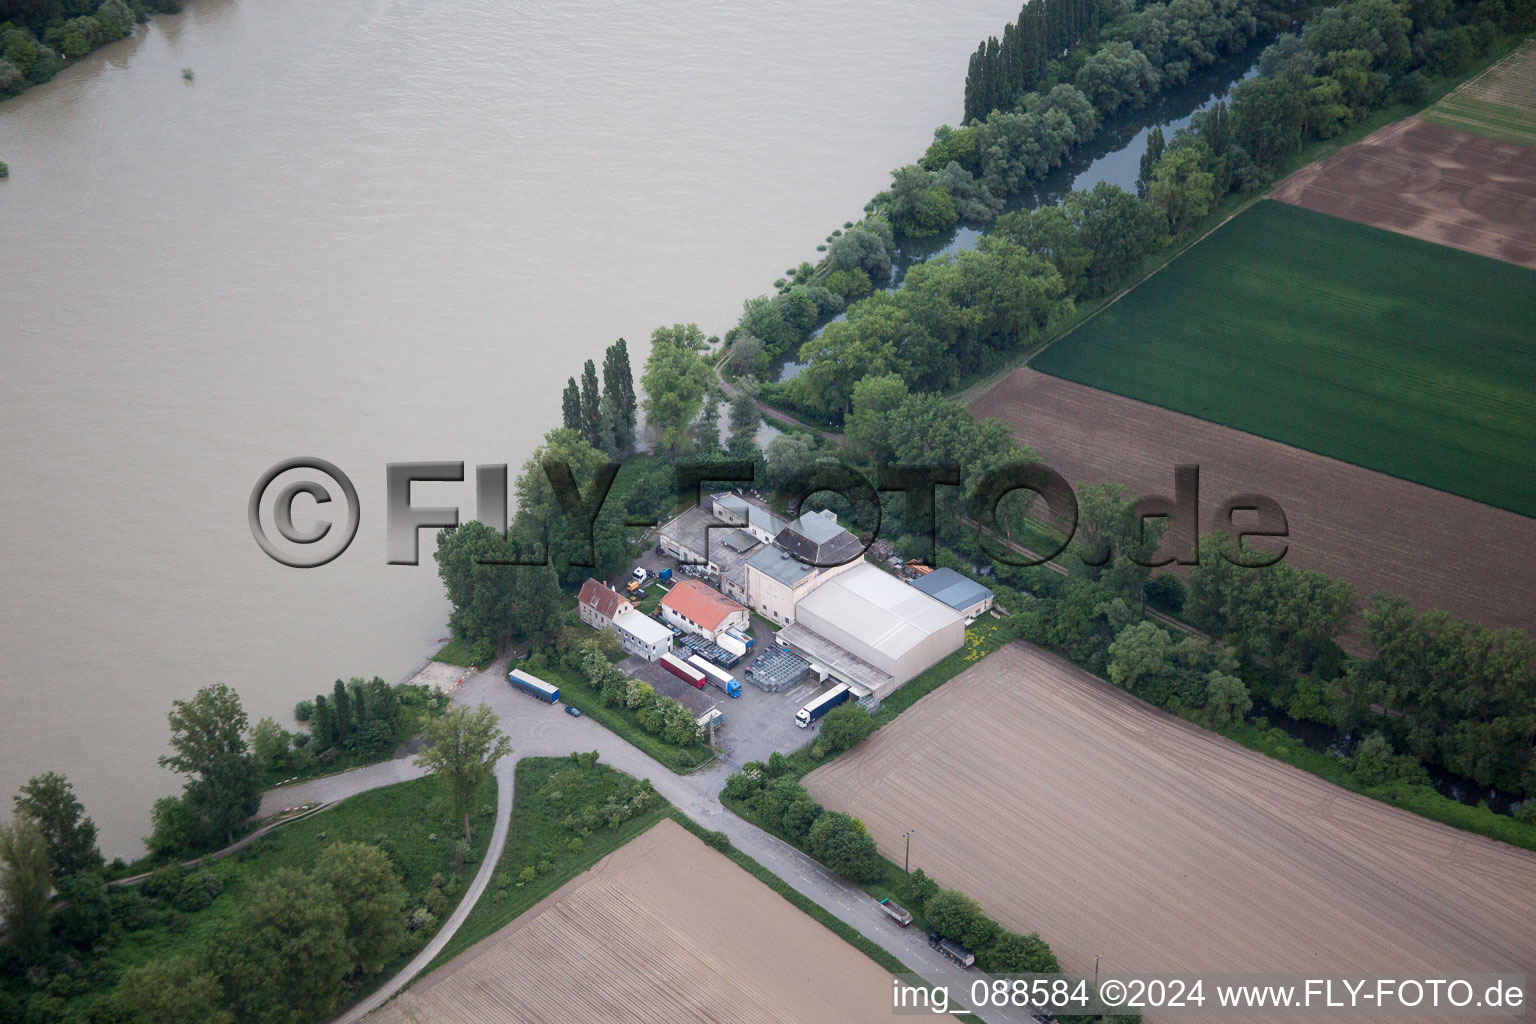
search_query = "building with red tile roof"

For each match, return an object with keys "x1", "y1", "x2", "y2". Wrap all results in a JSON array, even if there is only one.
[{"x1": 659, "y1": 579, "x2": 749, "y2": 640}]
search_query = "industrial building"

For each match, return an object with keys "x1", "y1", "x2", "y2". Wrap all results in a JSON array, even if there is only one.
[
  {"x1": 906, "y1": 567, "x2": 995, "y2": 623},
  {"x1": 744, "y1": 510, "x2": 864, "y2": 626},
  {"x1": 659, "y1": 579, "x2": 750, "y2": 641},
  {"x1": 776, "y1": 562, "x2": 964, "y2": 701},
  {"x1": 711, "y1": 492, "x2": 786, "y2": 545}
]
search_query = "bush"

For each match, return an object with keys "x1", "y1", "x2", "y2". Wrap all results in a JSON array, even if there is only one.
[
  {"x1": 141, "y1": 865, "x2": 183, "y2": 902},
  {"x1": 172, "y1": 870, "x2": 221, "y2": 913},
  {"x1": 700, "y1": 829, "x2": 732, "y2": 852},
  {"x1": 925, "y1": 888, "x2": 998, "y2": 951},
  {"x1": 107, "y1": 889, "x2": 155, "y2": 932},
  {"x1": 806, "y1": 812, "x2": 881, "y2": 883}
]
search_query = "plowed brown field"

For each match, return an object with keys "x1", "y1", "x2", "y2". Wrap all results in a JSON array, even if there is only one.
[
  {"x1": 969, "y1": 369, "x2": 1536, "y2": 637},
  {"x1": 1269, "y1": 117, "x2": 1536, "y2": 268},
  {"x1": 366, "y1": 818, "x2": 911, "y2": 1024},
  {"x1": 803, "y1": 643, "x2": 1536, "y2": 1024}
]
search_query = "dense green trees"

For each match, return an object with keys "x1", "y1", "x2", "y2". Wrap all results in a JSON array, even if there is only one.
[
  {"x1": 434, "y1": 520, "x2": 519, "y2": 647},
  {"x1": 964, "y1": 0, "x2": 1103, "y2": 121},
  {"x1": 640, "y1": 323, "x2": 713, "y2": 456},
  {"x1": 565, "y1": 637, "x2": 706, "y2": 750},
  {"x1": 508, "y1": 427, "x2": 631, "y2": 585},
  {"x1": 791, "y1": 234, "x2": 1071, "y2": 418},
  {"x1": 288, "y1": 676, "x2": 421, "y2": 772}
]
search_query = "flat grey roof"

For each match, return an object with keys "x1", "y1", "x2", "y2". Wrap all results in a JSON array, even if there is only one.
[
  {"x1": 746, "y1": 544, "x2": 816, "y2": 587},
  {"x1": 795, "y1": 563, "x2": 963, "y2": 661},
  {"x1": 715, "y1": 493, "x2": 786, "y2": 536},
  {"x1": 613, "y1": 609, "x2": 673, "y2": 646},
  {"x1": 776, "y1": 622, "x2": 890, "y2": 697},
  {"x1": 658, "y1": 504, "x2": 718, "y2": 560},
  {"x1": 719, "y1": 528, "x2": 760, "y2": 553},
  {"x1": 908, "y1": 567, "x2": 994, "y2": 611}
]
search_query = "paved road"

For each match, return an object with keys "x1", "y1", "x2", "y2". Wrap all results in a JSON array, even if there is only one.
[{"x1": 283, "y1": 657, "x2": 1035, "y2": 1023}]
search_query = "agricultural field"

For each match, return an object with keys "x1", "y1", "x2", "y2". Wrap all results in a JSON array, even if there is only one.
[
  {"x1": 1027, "y1": 199, "x2": 1536, "y2": 517},
  {"x1": 804, "y1": 643, "x2": 1536, "y2": 1023},
  {"x1": 1269, "y1": 117, "x2": 1536, "y2": 268},
  {"x1": 367, "y1": 818, "x2": 911, "y2": 1023},
  {"x1": 968, "y1": 369, "x2": 1536, "y2": 637},
  {"x1": 1422, "y1": 39, "x2": 1536, "y2": 147}
]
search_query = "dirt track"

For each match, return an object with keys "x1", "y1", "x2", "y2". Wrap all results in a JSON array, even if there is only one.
[
  {"x1": 366, "y1": 818, "x2": 914, "y2": 1023},
  {"x1": 969, "y1": 369, "x2": 1536, "y2": 637},
  {"x1": 1269, "y1": 117, "x2": 1536, "y2": 268},
  {"x1": 804, "y1": 643, "x2": 1536, "y2": 1024}
]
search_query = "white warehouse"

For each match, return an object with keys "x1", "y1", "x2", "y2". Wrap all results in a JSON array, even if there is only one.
[{"x1": 776, "y1": 562, "x2": 964, "y2": 701}]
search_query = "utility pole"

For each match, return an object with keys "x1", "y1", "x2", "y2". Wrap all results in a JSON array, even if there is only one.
[
  {"x1": 903, "y1": 829, "x2": 916, "y2": 872},
  {"x1": 1094, "y1": 953, "x2": 1102, "y2": 992}
]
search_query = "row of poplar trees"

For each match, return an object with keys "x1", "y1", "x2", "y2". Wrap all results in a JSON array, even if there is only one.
[
  {"x1": 561, "y1": 338, "x2": 638, "y2": 457},
  {"x1": 963, "y1": 0, "x2": 1102, "y2": 122}
]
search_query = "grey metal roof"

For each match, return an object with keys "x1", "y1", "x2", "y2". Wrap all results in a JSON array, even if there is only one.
[
  {"x1": 794, "y1": 563, "x2": 963, "y2": 660},
  {"x1": 907, "y1": 567, "x2": 994, "y2": 612},
  {"x1": 746, "y1": 544, "x2": 817, "y2": 587},
  {"x1": 774, "y1": 511, "x2": 865, "y2": 567}
]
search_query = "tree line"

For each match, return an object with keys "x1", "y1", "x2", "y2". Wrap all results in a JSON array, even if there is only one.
[
  {"x1": 722, "y1": 759, "x2": 1140, "y2": 1024},
  {"x1": 972, "y1": 485, "x2": 1536, "y2": 809},
  {"x1": 0, "y1": 0, "x2": 180, "y2": 98},
  {"x1": 964, "y1": 0, "x2": 1103, "y2": 122}
]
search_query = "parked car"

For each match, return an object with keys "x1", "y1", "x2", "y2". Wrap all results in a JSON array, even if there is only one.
[{"x1": 564, "y1": 706, "x2": 582, "y2": 718}]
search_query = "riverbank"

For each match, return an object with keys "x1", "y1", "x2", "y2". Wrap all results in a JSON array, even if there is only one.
[{"x1": 0, "y1": 0, "x2": 183, "y2": 105}]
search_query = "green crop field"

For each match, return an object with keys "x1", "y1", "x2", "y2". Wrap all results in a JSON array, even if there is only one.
[{"x1": 1030, "y1": 200, "x2": 1536, "y2": 517}]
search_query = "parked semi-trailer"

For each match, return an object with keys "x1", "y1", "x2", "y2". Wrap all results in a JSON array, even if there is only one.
[
  {"x1": 927, "y1": 932, "x2": 975, "y2": 968},
  {"x1": 508, "y1": 668, "x2": 560, "y2": 704},
  {"x1": 659, "y1": 652, "x2": 706, "y2": 689},
  {"x1": 877, "y1": 897, "x2": 912, "y2": 927},
  {"x1": 795, "y1": 683, "x2": 851, "y2": 727},
  {"x1": 715, "y1": 632, "x2": 748, "y2": 659},
  {"x1": 687, "y1": 654, "x2": 742, "y2": 698}
]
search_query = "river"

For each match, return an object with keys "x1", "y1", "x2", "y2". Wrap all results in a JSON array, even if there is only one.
[{"x1": 0, "y1": 0, "x2": 1048, "y2": 858}]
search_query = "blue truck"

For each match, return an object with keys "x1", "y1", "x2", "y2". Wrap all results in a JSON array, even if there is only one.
[
  {"x1": 687, "y1": 654, "x2": 742, "y2": 698},
  {"x1": 508, "y1": 668, "x2": 560, "y2": 703}
]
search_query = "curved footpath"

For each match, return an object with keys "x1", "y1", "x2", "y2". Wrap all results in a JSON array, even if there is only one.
[{"x1": 259, "y1": 658, "x2": 1034, "y2": 1024}]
